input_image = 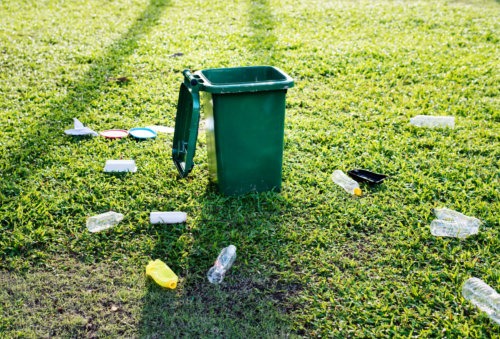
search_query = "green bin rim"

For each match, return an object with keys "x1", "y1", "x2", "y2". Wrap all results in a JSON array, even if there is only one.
[{"x1": 194, "y1": 66, "x2": 294, "y2": 93}]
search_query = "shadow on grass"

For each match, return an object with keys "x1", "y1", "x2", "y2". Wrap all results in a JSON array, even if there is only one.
[
  {"x1": 139, "y1": 189, "x2": 298, "y2": 337},
  {"x1": 246, "y1": 0, "x2": 284, "y2": 64},
  {"x1": 1, "y1": 0, "x2": 172, "y2": 264},
  {"x1": 138, "y1": 3, "x2": 298, "y2": 336}
]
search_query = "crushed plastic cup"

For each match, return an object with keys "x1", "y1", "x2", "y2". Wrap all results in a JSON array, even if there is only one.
[
  {"x1": 146, "y1": 259, "x2": 178, "y2": 289},
  {"x1": 64, "y1": 118, "x2": 98, "y2": 136}
]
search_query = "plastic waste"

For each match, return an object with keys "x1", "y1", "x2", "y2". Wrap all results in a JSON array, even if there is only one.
[
  {"x1": 104, "y1": 160, "x2": 137, "y2": 173},
  {"x1": 409, "y1": 115, "x2": 455, "y2": 128},
  {"x1": 64, "y1": 118, "x2": 98, "y2": 136},
  {"x1": 331, "y1": 170, "x2": 362, "y2": 196},
  {"x1": 129, "y1": 127, "x2": 157, "y2": 139},
  {"x1": 347, "y1": 169, "x2": 387, "y2": 184},
  {"x1": 430, "y1": 207, "x2": 481, "y2": 238},
  {"x1": 86, "y1": 211, "x2": 124, "y2": 233},
  {"x1": 433, "y1": 207, "x2": 481, "y2": 227},
  {"x1": 207, "y1": 245, "x2": 237, "y2": 284},
  {"x1": 430, "y1": 219, "x2": 479, "y2": 239},
  {"x1": 150, "y1": 212, "x2": 187, "y2": 224},
  {"x1": 462, "y1": 277, "x2": 500, "y2": 325},
  {"x1": 146, "y1": 259, "x2": 178, "y2": 289}
]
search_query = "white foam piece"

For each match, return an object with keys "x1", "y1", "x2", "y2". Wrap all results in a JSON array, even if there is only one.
[
  {"x1": 104, "y1": 160, "x2": 137, "y2": 173},
  {"x1": 150, "y1": 211, "x2": 187, "y2": 224}
]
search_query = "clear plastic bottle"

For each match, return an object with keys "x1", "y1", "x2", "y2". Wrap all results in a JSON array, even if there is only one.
[
  {"x1": 430, "y1": 207, "x2": 481, "y2": 238},
  {"x1": 207, "y1": 245, "x2": 237, "y2": 284},
  {"x1": 409, "y1": 115, "x2": 455, "y2": 128},
  {"x1": 86, "y1": 211, "x2": 124, "y2": 233},
  {"x1": 462, "y1": 277, "x2": 500, "y2": 325},
  {"x1": 331, "y1": 170, "x2": 362, "y2": 196},
  {"x1": 433, "y1": 207, "x2": 481, "y2": 227},
  {"x1": 430, "y1": 219, "x2": 479, "y2": 238}
]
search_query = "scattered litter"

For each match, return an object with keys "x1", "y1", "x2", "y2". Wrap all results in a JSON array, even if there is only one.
[
  {"x1": 331, "y1": 170, "x2": 362, "y2": 196},
  {"x1": 146, "y1": 259, "x2": 178, "y2": 289},
  {"x1": 462, "y1": 277, "x2": 500, "y2": 325},
  {"x1": 146, "y1": 125, "x2": 175, "y2": 134},
  {"x1": 129, "y1": 127, "x2": 157, "y2": 139},
  {"x1": 409, "y1": 115, "x2": 455, "y2": 128},
  {"x1": 150, "y1": 211, "x2": 187, "y2": 224},
  {"x1": 169, "y1": 52, "x2": 184, "y2": 57},
  {"x1": 86, "y1": 211, "x2": 124, "y2": 233},
  {"x1": 100, "y1": 129, "x2": 129, "y2": 139},
  {"x1": 430, "y1": 207, "x2": 481, "y2": 238},
  {"x1": 64, "y1": 118, "x2": 98, "y2": 136},
  {"x1": 104, "y1": 160, "x2": 137, "y2": 173},
  {"x1": 110, "y1": 305, "x2": 119, "y2": 312},
  {"x1": 347, "y1": 169, "x2": 387, "y2": 184},
  {"x1": 207, "y1": 245, "x2": 237, "y2": 284}
]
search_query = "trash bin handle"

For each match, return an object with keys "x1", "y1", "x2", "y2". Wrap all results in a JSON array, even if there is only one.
[{"x1": 183, "y1": 69, "x2": 198, "y2": 86}]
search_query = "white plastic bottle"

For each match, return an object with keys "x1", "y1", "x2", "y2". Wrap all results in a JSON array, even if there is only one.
[
  {"x1": 207, "y1": 245, "x2": 237, "y2": 284},
  {"x1": 86, "y1": 211, "x2": 124, "y2": 233},
  {"x1": 462, "y1": 277, "x2": 500, "y2": 325},
  {"x1": 331, "y1": 170, "x2": 362, "y2": 196},
  {"x1": 409, "y1": 115, "x2": 455, "y2": 128}
]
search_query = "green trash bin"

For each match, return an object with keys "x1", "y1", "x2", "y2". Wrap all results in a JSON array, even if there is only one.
[{"x1": 172, "y1": 66, "x2": 294, "y2": 195}]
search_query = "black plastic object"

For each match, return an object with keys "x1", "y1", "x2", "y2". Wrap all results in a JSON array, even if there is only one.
[{"x1": 347, "y1": 169, "x2": 387, "y2": 184}]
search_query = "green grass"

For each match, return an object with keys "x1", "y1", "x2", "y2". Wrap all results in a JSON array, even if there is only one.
[{"x1": 1, "y1": 0, "x2": 499, "y2": 337}]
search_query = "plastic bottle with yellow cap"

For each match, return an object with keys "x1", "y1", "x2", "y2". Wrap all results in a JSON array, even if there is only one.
[
  {"x1": 331, "y1": 170, "x2": 362, "y2": 196},
  {"x1": 146, "y1": 259, "x2": 178, "y2": 289}
]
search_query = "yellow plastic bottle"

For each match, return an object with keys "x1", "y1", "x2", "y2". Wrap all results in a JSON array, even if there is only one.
[{"x1": 146, "y1": 259, "x2": 178, "y2": 289}]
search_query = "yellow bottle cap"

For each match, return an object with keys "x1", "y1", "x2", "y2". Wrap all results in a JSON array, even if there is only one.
[{"x1": 354, "y1": 188, "x2": 362, "y2": 196}]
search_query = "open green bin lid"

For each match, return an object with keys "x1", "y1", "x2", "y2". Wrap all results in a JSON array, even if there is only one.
[{"x1": 172, "y1": 70, "x2": 200, "y2": 177}]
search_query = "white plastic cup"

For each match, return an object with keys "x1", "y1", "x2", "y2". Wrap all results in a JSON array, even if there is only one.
[{"x1": 150, "y1": 212, "x2": 187, "y2": 224}]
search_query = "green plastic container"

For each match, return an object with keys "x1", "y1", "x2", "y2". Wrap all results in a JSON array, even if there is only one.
[{"x1": 172, "y1": 66, "x2": 294, "y2": 195}]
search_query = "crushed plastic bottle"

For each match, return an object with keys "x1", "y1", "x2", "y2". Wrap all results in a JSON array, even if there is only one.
[
  {"x1": 430, "y1": 207, "x2": 481, "y2": 238},
  {"x1": 430, "y1": 219, "x2": 479, "y2": 239},
  {"x1": 433, "y1": 207, "x2": 481, "y2": 227},
  {"x1": 146, "y1": 259, "x2": 178, "y2": 289},
  {"x1": 331, "y1": 170, "x2": 362, "y2": 196},
  {"x1": 409, "y1": 115, "x2": 455, "y2": 128},
  {"x1": 86, "y1": 211, "x2": 124, "y2": 233},
  {"x1": 462, "y1": 277, "x2": 500, "y2": 325},
  {"x1": 207, "y1": 245, "x2": 236, "y2": 284}
]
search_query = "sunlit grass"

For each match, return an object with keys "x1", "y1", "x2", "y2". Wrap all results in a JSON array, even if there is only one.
[{"x1": 0, "y1": 0, "x2": 499, "y2": 337}]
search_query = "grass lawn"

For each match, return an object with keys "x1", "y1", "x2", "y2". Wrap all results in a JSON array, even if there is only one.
[{"x1": 1, "y1": 0, "x2": 499, "y2": 337}]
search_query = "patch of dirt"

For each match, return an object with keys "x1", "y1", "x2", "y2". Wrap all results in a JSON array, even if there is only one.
[{"x1": 0, "y1": 255, "x2": 144, "y2": 338}]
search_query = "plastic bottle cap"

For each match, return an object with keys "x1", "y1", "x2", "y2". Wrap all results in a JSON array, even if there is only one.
[{"x1": 354, "y1": 188, "x2": 362, "y2": 196}]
